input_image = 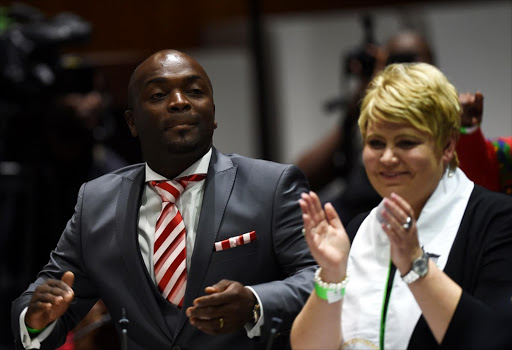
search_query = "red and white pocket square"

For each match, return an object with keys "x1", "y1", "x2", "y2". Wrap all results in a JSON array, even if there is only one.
[{"x1": 214, "y1": 231, "x2": 256, "y2": 252}]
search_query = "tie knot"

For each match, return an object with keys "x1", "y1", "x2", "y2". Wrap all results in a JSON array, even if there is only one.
[
  {"x1": 177, "y1": 173, "x2": 207, "y2": 187},
  {"x1": 149, "y1": 174, "x2": 206, "y2": 203}
]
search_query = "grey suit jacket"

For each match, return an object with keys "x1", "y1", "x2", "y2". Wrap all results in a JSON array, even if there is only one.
[{"x1": 12, "y1": 148, "x2": 316, "y2": 350}]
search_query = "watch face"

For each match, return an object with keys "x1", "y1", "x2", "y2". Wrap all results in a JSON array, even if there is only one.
[
  {"x1": 402, "y1": 252, "x2": 430, "y2": 284},
  {"x1": 412, "y1": 254, "x2": 429, "y2": 277}
]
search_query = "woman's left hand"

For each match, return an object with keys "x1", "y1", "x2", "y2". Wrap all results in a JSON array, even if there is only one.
[{"x1": 380, "y1": 192, "x2": 423, "y2": 275}]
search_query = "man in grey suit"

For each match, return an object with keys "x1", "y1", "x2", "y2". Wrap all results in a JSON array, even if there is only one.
[{"x1": 11, "y1": 49, "x2": 316, "y2": 349}]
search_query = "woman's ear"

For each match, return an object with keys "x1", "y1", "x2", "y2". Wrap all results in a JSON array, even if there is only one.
[{"x1": 442, "y1": 132, "x2": 457, "y2": 166}]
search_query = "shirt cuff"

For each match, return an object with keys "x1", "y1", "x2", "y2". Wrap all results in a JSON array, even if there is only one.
[
  {"x1": 244, "y1": 286, "x2": 264, "y2": 338},
  {"x1": 19, "y1": 307, "x2": 57, "y2": 349}
]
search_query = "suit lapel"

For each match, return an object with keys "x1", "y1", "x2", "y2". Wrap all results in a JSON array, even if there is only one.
[
  {"x1": 178, "y1": 148, "x2": 237, "y2": 330},
  {"x1": 116, "y1": 166, "x2": 173, "y2": 341}
]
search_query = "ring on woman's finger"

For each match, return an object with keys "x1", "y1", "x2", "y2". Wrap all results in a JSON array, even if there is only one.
[
  {"x1": 302, "y1": 226, "x2": 318, "y2": 235},
  {"x1": 219, "y1": 317, "x2": 224, "y2": 329},
  {"x1": 402, "y1": 216, "x2": 412, "y2": 231}
]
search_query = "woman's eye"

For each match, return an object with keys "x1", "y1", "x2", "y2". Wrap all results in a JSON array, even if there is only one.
[
  {"x1": 367, "y1": 139, "x2": 385, "y2": 149},
  {"x1": 397, "y1": 140, "x2": 418, "y2": 149},
  {"x1": 189, "y1": 89, "x2": 203, "y2": 95}
]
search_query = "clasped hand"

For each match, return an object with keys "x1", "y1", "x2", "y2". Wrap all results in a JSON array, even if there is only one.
[
  {"x1": 186, "y1": 279, "x2": 256, "y2": 335},
  {"x1": 379, "y1": 193, "x2": 422, "y2": 274}
]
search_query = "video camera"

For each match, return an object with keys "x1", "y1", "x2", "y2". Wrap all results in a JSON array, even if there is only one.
[
  {"x1": 343, "y1": 14, "x2": 377, "y2": 81},
  {"x1": 324, "y1": 15, "x2": 376, "y2": 113},
  {"x1": 0, "y1": 2, "x2": 92, "y2": 103}
]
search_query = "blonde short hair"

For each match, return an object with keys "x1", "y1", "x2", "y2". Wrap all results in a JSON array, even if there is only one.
[{"x1": 358, "y1": 63, "x2": 461, "y2": 169}]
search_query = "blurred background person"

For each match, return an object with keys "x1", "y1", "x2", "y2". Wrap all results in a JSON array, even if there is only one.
[
  {"x1": 296, "y1": 27, "x2": 435, "y2": 224},
  {"x1": 456, "y1": 91, "x2": 512, "y2": 195}
]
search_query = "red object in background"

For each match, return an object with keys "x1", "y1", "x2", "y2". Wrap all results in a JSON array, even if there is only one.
[
  {"x1": 56, "y1": 332, "x2": 74, "y2": 350},
  {"x1": 457, "y1": 128, "x2": 501, "y2": 192}
]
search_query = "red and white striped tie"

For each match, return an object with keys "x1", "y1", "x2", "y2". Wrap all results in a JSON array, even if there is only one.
[{"x1": 149, "y1": 174, "x2": 206, "y2": 307}]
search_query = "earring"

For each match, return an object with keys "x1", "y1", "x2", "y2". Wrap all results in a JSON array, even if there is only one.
[{"x1": 448, "y1": 169, "x2": 453, "y2": 178}]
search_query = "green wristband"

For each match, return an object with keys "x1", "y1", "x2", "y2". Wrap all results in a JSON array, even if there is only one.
[
  {"x1": 315, "y1": 281, "x2": 346, "y2": 302},
  {"x1": 314, "y1": 267, "x2": 349, "y2": 303},
  {"x1": 26, "y1": 325, "x2": 45, "y2": 334}
]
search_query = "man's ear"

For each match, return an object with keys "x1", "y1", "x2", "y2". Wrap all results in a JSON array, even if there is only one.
[
  {"x1": 124, "y1": 110, "x2": 138, "y2": 137},
  {"x1": 213, "y1": 104, "x2": 217, "y2": 129}
]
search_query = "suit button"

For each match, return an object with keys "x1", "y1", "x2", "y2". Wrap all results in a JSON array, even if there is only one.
[{"x1": 172, "y1": 346, "x2": 182, "y2": 350}]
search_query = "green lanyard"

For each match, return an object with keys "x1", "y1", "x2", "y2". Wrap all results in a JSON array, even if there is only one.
[{"x1": 379, "y1": 260, "x2": 397, "y2": 350}]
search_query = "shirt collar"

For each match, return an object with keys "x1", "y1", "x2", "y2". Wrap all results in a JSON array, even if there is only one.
[{"x1": 145, "y1": 148, "x2": 212, "y2": 182}]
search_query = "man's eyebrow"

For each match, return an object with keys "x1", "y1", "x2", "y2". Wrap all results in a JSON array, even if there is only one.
[{"x1": 144, "y1": 77, "x2": 167, "y2": 87}]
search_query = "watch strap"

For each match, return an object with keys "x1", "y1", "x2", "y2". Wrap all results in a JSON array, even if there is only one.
[{"x1": 402, "y1": 269, "x2": 421, "y2": 284}]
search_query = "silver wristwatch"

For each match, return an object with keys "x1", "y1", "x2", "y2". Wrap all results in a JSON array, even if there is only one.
[{"x1": 401, "y1": 250, "x2": 429, "y2": 284}]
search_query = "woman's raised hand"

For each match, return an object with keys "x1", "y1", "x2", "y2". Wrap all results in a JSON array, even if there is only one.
[{"x1": 299, "y1": 191, "x2": 350, "y2": 282}]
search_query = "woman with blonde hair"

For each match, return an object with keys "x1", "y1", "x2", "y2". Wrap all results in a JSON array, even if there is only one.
[{"x1": 291, "y1": 63, "x2": 512, "y2": 350}]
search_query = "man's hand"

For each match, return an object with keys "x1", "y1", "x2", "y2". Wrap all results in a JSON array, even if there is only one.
[
  {"x1": 459, "y1": 92, "x2": 483, "y2": 127},
  {"x1": 186, "y1": 280, "x2": 256, "y2": 335},
  {"x1": 25, "y1": 271, "x2": 75, "y2": 330}
]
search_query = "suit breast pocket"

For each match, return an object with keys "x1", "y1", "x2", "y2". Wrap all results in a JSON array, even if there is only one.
[{"x1": 210, "y1": 241, "x2": 258, "y2": 263}]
